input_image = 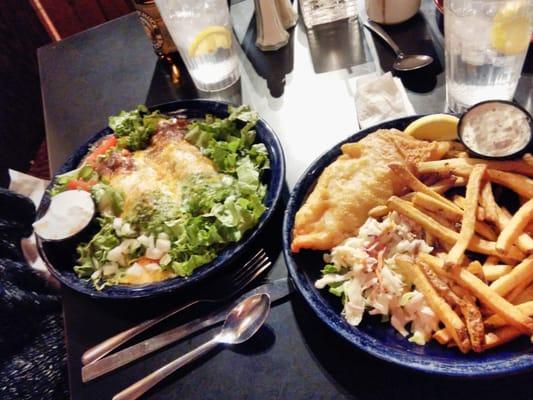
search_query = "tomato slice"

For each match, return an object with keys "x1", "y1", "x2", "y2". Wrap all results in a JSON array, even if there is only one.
[
  {"x1": 66, "y1": 179, "x2": 96, "y2": 191},
  {"x1": 85, "y1": 135, "x2": 118, "y2": 166}
]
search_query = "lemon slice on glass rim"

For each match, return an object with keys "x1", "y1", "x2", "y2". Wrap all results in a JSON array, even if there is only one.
[
  {"x1": 490, "y1": 1, "x2": 532, "y2": 55},
  {"x1": 188, "y1": 25, "x2": 232, "y2": 58}
]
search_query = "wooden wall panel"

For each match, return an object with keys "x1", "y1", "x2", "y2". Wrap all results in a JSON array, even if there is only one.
[
  {"x1": 31, "y1": 0, "x2": 134, "y2": 40},
  {"x1": 97, "y1": 0, "x2": 133, "y2": 20},
  {"x1": 67, "y1": 0, "x2": 107, "y2": 31}
]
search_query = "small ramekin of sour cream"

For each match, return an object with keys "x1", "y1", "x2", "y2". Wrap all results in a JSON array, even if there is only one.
[
  {"x1": 33, "y1": 190, "x2": 95, "y2": 241},
  {"x1": 458, "y1": 100, "x2": 533, "y2": 160}
]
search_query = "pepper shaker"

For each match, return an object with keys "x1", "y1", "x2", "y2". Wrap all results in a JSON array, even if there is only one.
[
  {"x1": 275, "y1": 0, "x2": 298, "y2": 29},
  {"x1": 254, "y1": 0, "x2": 289, "y2": 51}
]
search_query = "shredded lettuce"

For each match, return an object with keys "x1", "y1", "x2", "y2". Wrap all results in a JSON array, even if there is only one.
[
  {"x1": 109, "y1": 105, "x2": 167, "y2": 151},
  {"x1": 91, "y1": 183, "x2": 124, "y2": 217},
  {"x1": 185, "y1": 105, "x2": 270, "y2": 174},
  {"x1": 74, "y1": 217, "x2": 122, "y2": 289},
  {"x1": 328, "y1": 282, "x2": 345, "y2": 297},
  {"x1": 321, "y1": 264, "x2": 338, "y2": 274},
  {"x1": 49, "y1": 165, "x2": 98, "y2": 196}
]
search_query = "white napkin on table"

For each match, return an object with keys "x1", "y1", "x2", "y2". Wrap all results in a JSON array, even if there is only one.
[
  {"x1": 8, "y1": 169, "x2": 50, "y2": 274},
  {"x1": 350, "y1": 72, "x2": 415, "y2": 129}
]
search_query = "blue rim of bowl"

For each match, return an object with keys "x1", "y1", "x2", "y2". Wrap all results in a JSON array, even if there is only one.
[
  {"x1": 37, "y1": 99, "x2": 285, "y2": 299},
  {"x1": 282, "y1": 115, "x2": 533, "y2": 377}
]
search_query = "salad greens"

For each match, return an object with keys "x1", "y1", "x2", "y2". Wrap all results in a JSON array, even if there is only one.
[
  {"x1": 91, "y1": 183, "x2": 124, "y2": 217},
  {"x1": 50, "y1": 165, "x2": 98, "y2": 195},
  {"x1": 69, "y1": 105, "x2": 269, "y2": 289},
  {"x1": 109, "y1": 105, "x2": 167, "y2": 151}
]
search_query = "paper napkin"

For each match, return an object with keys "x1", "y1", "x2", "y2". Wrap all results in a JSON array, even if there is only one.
[
  {"x1": 8, "y1": 170, "x2": 50, "y2": 275},
  {"x1": 350, "y1": 72, "x2": 415, "y2": 129}
]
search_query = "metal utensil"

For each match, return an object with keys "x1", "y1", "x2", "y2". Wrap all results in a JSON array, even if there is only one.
[
  {"x1": 363, "y1": 20, "x2": 434, "y2": 71},
  {"x1": 82, "y1": 248, "x2": 271, "y2": 366},
  {"x1": 112, "y1": 293, "x2": 271, "y2": 400},
  {"x1": 82, "y1": 278, "x2": 291, "y2": 382}
]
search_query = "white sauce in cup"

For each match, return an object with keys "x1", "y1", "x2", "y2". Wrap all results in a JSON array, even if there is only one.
[
  {"x1": 460, "y1": 102, "x2": 531, "y2": 157},
  {"x1": 34, "y1": 190, "x2": 95, "y2": 240}
]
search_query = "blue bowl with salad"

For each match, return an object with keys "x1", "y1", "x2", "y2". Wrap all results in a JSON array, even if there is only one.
[{"x1": 35, "y1": 100, "x2": 285, "y2": 299}]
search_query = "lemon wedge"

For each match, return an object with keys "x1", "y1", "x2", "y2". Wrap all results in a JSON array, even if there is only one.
[
  {"x1": 188, "y1": 26, "x2": 232, "y2": 58},
  {"x1": 404, "y1": 114, "x2": 459, "y2": 141},
  {"x1": 490, "y1": 1, "x2": 531, "y2": 55}
]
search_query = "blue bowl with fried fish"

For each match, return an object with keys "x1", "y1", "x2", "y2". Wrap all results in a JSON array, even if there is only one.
[
  {"x1": 283, "y1": 116, "x2": 533, "y2": 377},
  {"x1": 37, "y1": 100, "x2": 285, "y2": 299}
]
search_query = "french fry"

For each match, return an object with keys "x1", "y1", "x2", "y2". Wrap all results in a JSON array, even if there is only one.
[
  {"x1": 506, "y1": 280, "x2": 531, "y2": 304},
  {"x1": 388, "y1": 197, "x2": 524, "y2": 260},
  {"x1": 485, "y1": 301, "x2": 533, "y2": 329},
  {"x1": 483, "y1": 264, "x2": 513, "y2": 282},
  {"x1": 479, "y1": 182, "x2": 499, "y2": 224},
  {"x1": 422, "y1": 173, "x2": 445, "y2": 187},
  {"x1": 450, "y1": 142, "x2": 468, "y2": 151},
  {"x1": 496, "y1": 199, "x2": 533, "y2": 253},
  {"x1": 419, "y1": 253, "x2": 533, "y2": 335},
  {"x1": 483, "y1": 326, "x2": 522, "y2": 350},
  {"x1": 433, "y1": 329, "x2": 451, "y2": 345},
  {"x1": 389, "y1": 163, "x2": 462, "y2": 211},
  {"x1": 495, "y1": 207, "x2": 533, "y2": 253},
  {"x1": 430, "y1": 177, "x2": 465, "y2": 194},
  {"x1": 527, "y1": 221, "x2": 533, "y2": 235},
  {"x1": 396, "y1": 257, "x2": 470, "y2": 353},
  {"x1": 413, "y1": 193, "x2": 460, "y2": 221},
  {"x1": 490, "y1": 257, "x2": 533, "y2": 297},
  {"x1": 512, "y1": 284, "x2": 533, "y2": 304},
  {"x1": 389, "y1": 163, "x2": 494, "y2": 238},
  {"x1": 452, "y1": 195, "x2": 485, "y2": 221},
  {"x1": 368, "y1": 205, "x2": 389, "y2": 219},
  {"x1": 467, "y1": 261, "x2": 486, "y2": 282},
  {"x1": 412, "y1": 192, "x2": 497, "y2": 240},
  {"x1": 423, "y1": 209, "x2": 458, "y2": 231},
  {"x1": 446, "y1": 164, "x2": 485, "y2": 268},
  {"x1": 487, "y1": 170, "x2": 533, "y2": 199},
  {"x1": 425, "y1": 231, "x2": 435, "y2": 247},
  {"x1": 419, "y1": 263, "x2": 484, "y2": 351},
  {"x1": 445, "y1": 151, "x2": 469, "y2": 159},
  {"x1": 483, "y1": 256, "x2": 500, "y2": 266},
  {"x1": 434, "y1": 165, "x2": 533, "y2": 198},
  {"x1": 417, "y1": 158, "x2": 533, "y2": 177},
  {"x1": 450, "y1": 281, "x2": 485, "y2": 352}
]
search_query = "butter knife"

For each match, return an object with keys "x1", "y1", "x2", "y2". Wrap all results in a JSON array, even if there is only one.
[{"x1": 82, "y1": 277, "x2": 291, "y2": 382}]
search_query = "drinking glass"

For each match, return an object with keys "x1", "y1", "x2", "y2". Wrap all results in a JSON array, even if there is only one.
[
  {"x1": 444, "y1": 0, "x2": 532, "y2": 112},
  {"x1": 154, "y1": 0, "x2": 240, "y2": 92}
]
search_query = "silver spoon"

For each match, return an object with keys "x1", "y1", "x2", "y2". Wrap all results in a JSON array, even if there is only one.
[
  {"x1": 113, "y1": 293, "x2": 271, "y2": 400},
  {"x1": 363, "y1": 20, "x2": 434, "y2": 71}
]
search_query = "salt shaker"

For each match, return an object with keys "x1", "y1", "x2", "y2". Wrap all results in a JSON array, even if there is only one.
[{"x1": 254, "y1": 0, "x2": 290, "y2": 51}]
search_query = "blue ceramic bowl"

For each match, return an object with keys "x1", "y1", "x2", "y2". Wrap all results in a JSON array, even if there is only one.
[
  {"x1": 37, "y1": 100, "x2": 285, "y2": 299},
  {"x1": 282, "y1": 116, "x2": 533, "y2": 377}
]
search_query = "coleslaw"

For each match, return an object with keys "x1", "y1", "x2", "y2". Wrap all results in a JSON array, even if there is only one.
[{"x1": 316, "y1": 211, "x2": 439, "y2": 345}]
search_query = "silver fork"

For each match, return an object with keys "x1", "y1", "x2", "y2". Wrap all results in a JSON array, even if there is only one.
[{"x1": 81, "y1": 249, "x2": 271, "y2": 366}]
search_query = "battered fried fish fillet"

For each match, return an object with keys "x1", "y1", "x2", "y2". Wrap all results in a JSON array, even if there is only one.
[{"x1": 291, "y1": 129, "x2": 450, "y2": 252}]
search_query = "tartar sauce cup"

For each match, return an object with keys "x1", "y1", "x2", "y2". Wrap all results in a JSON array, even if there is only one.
[{"x1": 457, "y1": 100, "x2": 533, "y2": 160}]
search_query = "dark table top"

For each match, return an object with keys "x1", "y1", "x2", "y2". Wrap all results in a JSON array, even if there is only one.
[{"x1": 38, "y1": 1, "x2": 533, "y2": 399}]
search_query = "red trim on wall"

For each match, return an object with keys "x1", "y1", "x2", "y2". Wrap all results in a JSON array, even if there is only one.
[{"x1": 29, "y1": 0, "x2": 134, "y2": 40}]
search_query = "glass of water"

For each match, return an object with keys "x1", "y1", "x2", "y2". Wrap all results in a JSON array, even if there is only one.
[
  {"x1": 445, "y1": 0, "x2": 532, "y2": 113},
  {"x1": 154, "y1": 0, "x2": 240, "y2": 92}
]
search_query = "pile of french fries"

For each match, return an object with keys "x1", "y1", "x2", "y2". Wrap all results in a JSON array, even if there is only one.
[{"x1": 374, "y1": 145, "x2": 533, "y2": 353}]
